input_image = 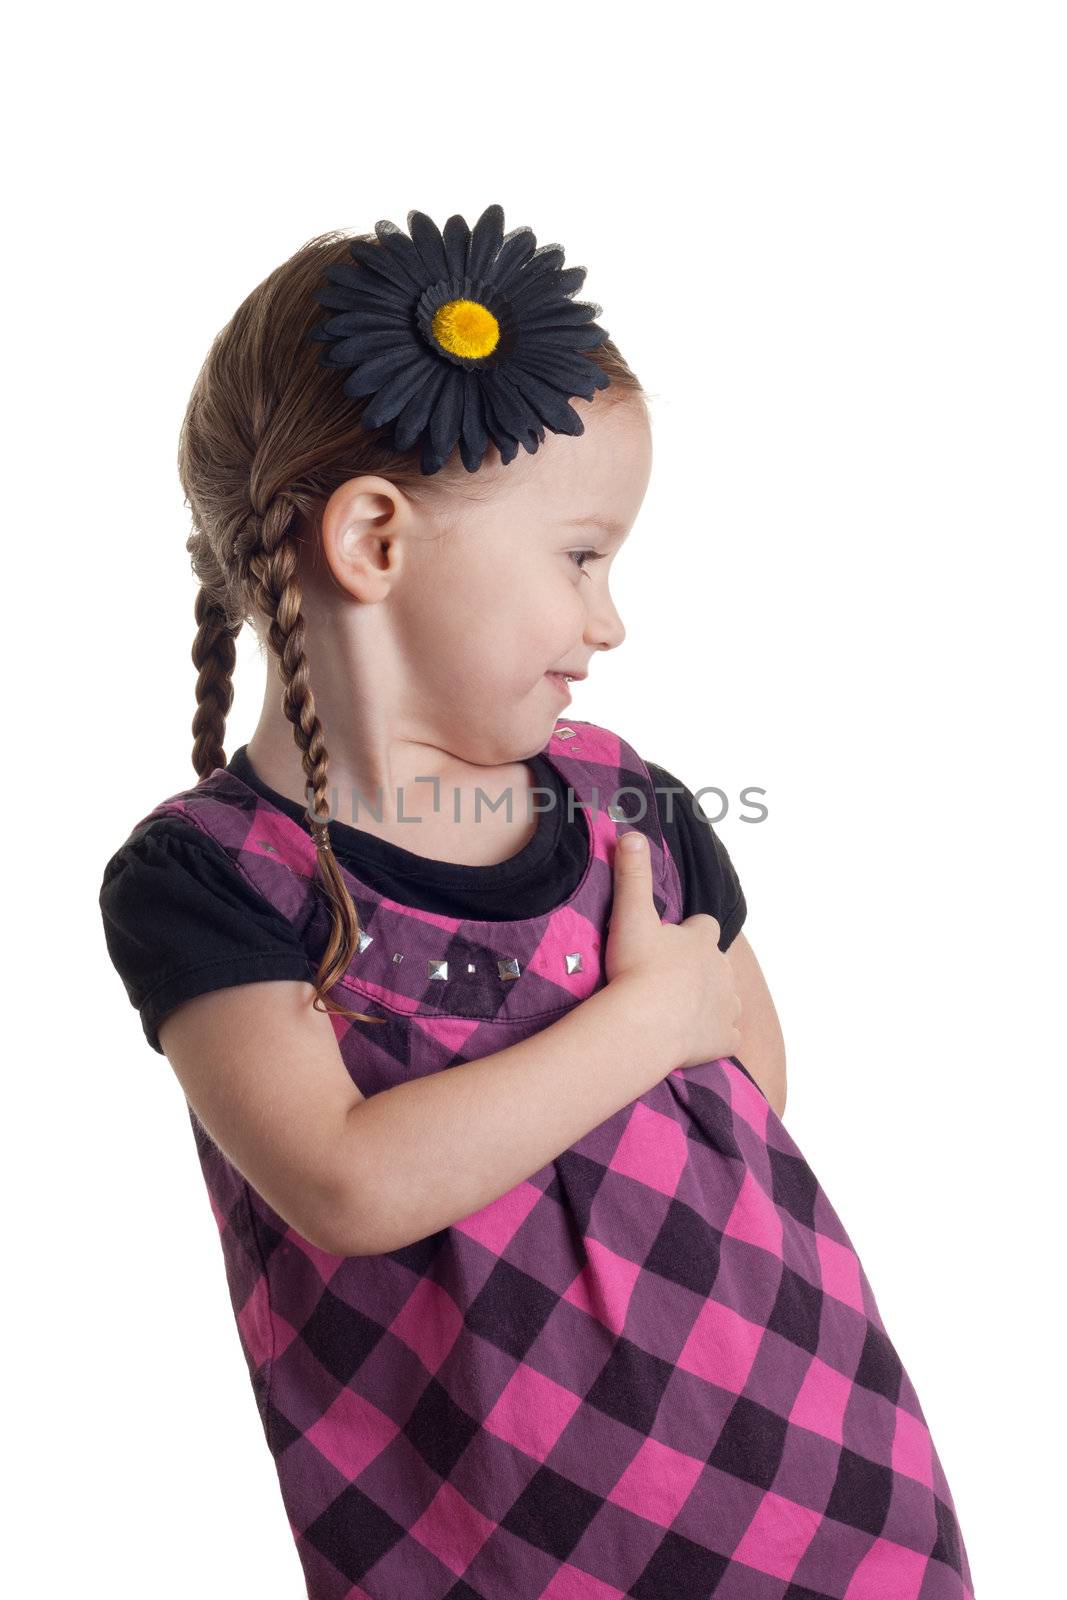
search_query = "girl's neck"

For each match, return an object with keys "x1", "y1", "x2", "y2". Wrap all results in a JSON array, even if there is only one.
[{"x1": 243, "y1": 729, "x2": 542, "y2": 869}]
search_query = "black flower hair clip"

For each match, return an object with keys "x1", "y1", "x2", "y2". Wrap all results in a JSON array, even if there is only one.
[{"x1": 309, "y1": 203, "x2": 612, "y2": 475}]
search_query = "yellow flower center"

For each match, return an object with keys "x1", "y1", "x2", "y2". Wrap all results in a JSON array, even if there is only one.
[{"x1": 431, "y1": 298, "x2": 500, "y2": 360}]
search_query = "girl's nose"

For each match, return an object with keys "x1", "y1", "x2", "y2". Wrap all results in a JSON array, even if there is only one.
[{"x1": 585, "y1": 590, "x2": 626, "y2": 653}]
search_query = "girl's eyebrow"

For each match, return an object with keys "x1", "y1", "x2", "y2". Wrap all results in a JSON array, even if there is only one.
[{"x1": 558, "y1": 514, "x2": 629, "y2": 538}]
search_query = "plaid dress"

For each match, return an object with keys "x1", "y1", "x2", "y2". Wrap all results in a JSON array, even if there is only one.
[{"x1": 134, "y1": 717, "x2": 975, "y2": 1599}]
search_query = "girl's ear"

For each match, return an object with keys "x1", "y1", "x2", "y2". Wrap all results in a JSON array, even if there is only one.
[{"x1": 320, "y1": 476, "x2": 410, "y2": 605}]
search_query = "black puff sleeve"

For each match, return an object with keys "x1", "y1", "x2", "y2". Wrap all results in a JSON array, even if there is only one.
[{"x1": 98, "y1": 819, "x2": 315, "y2": 1054}]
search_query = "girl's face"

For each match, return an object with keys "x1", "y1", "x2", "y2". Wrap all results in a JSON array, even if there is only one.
[
  {"x1": 307, "y1": 393, "x2": 653, "y2": 778},
  {"x1": 395, "y1": 396, "x2": 652, "y2": 766}
]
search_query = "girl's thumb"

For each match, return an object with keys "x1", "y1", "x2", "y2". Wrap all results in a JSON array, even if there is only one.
[
  {"x1": 606, "y1": 830, "x2": 659, "y2": 977},
  {"x1": 613, "y1": 829, "x2": 653, "y2": 893}
]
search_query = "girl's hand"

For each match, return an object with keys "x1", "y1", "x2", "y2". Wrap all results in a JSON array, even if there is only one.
[{"x1": 604, "y1": 831, "x2": 743, "y2": 1070}]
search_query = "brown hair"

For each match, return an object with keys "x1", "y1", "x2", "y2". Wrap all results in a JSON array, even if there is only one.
[{"x1": 179, "y1": 225, "x2": 646, "y2": 1029}]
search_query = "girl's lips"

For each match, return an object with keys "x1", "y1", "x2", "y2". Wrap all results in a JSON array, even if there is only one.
[{"x1": 545, "y1": 672, "x2": 573, "y2": 702}]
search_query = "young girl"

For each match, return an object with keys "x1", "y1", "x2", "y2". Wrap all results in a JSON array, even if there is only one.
[{"x1": 99, "y1": 203, "x2": 975, "y2": 1600}]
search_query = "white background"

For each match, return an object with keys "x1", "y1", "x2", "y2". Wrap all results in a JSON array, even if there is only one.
[{"x1": 7, "y1": 2, "x2": 1063, "y2": 1594}]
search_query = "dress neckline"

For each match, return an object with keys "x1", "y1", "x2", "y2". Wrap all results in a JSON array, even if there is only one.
[
  {"x1": 226, "y1": 742, "x2": 574, "y2": 889},
  {"x1": 215, "y1": 729, "x2": 600, "y2": 935}
]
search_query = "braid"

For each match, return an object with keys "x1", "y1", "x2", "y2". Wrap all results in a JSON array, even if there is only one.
[
  {"x1": 248, "y1": 498, "x2": 385, "y2": 1028},
  {"x1": 191, "y1": 585, "x2": 241, "y2": 779}
]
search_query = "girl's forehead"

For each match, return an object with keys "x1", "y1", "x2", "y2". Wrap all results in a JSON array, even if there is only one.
[
  {"x1": 521, "y1": 408, "x2": 651, "y2": 510},
  {"x1": 424, "y1": 397, "x2": 650, "y2": 535}
]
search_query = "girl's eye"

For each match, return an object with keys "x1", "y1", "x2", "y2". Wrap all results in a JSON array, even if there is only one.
[{"x1": 568, "y1": 549, "x2": 605, "y2": 579}]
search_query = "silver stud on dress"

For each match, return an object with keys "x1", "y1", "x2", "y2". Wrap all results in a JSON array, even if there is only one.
[
  {"x1": 555, "y1": 727, "x2": 577, "y2": 740},
  {"x1": 564, "y1": 952, "x2": 583, "y2": 974},
  {"x1": 497, "y1": 957, "x2": 521, "y2": 981},
  {"x1": 607, "y1": 803, "x2": 628, "y2": 822},
  {"x1": 467, "y1": 962, "x2": 477, "y2": 974},
  {"x1": 392, "y1": 952, "x2": 404, "y2": 964},
  {"x1": 428, "y1": 959, "x2": 449, "y2": 981},
  {"x1": 356, "y1": 930, "x2": 373, "y2": 954}
]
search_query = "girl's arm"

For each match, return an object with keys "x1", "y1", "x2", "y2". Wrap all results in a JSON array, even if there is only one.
[
  {"x1": 159, "y1": 842, "x2": 742, "y2": 1257},
  {"x1": 725, "y1": 932, "x2": 787, "y2": 1118},
  {"x1": 158, "y1": 969, "x2": 689, "y2": 1260},
  {"x1": 158, "y1": 980, "x2": 366, "y2": 1252}
]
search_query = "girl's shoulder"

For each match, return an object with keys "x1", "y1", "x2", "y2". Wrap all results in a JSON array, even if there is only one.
[{"x1": 99, "y1": 808, "x2": 263, "y2": 908}]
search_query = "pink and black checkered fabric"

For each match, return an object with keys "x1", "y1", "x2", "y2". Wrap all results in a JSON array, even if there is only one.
[{"x1": 136, "y1": 718, "x2": 975, "y2": 1599}]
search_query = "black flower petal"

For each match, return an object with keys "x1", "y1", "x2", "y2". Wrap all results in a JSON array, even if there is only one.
[
  {"x1": 324, "y1": 329, "x2": 412, "y2": 368},
  {"x1": 346, "y1": 237, "x2": 417, "y2": 296},
  {"x1": 319, "y1": 259, "x2": 412, "y2": 313},
  {"x1": 407, "y1": 209, "x2": 451, "y2": 284},
  {"x1": 503, "y1": 245, "x2": 566, "y2": 294},
  {"x1": 441, "y1": 213, "x2": 471, "y2": 280},
  {"x1": 492, "y1": 227, "x2": 538, "y2": 286},
  {"x1": 373, "y1": 218, "x2": 432, "y2": 290},
  {"x1": 338, "y1": 341, "x2": 424, "y2": 399},
  {"x1": 511, "y1": 348, "x2": 610, "y2": 397},
  {"x1": 531, "y1": 325, "x2": 610, "y2": 351},
  {"x1": 458, "y1": 372, "x2": 489, "y2": 474},
  {"x1": 466, "y1": 203, "x2": 505, "y2": 282},
  {"x1": 395, "y1": 363, "x2": 450, "y2": 454},
  {"x1": 428, "y1": 368, "x2": 465, "y2": 467},
  {"x1": 507, "y1": 368, "x2": 586, "y2": 436},
  {"x1": 357, "y1": 354, "x2": 429, "y2": 427},
  {"x1": 310, "y1": 202, "x2": 612, "y2": 475}
]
